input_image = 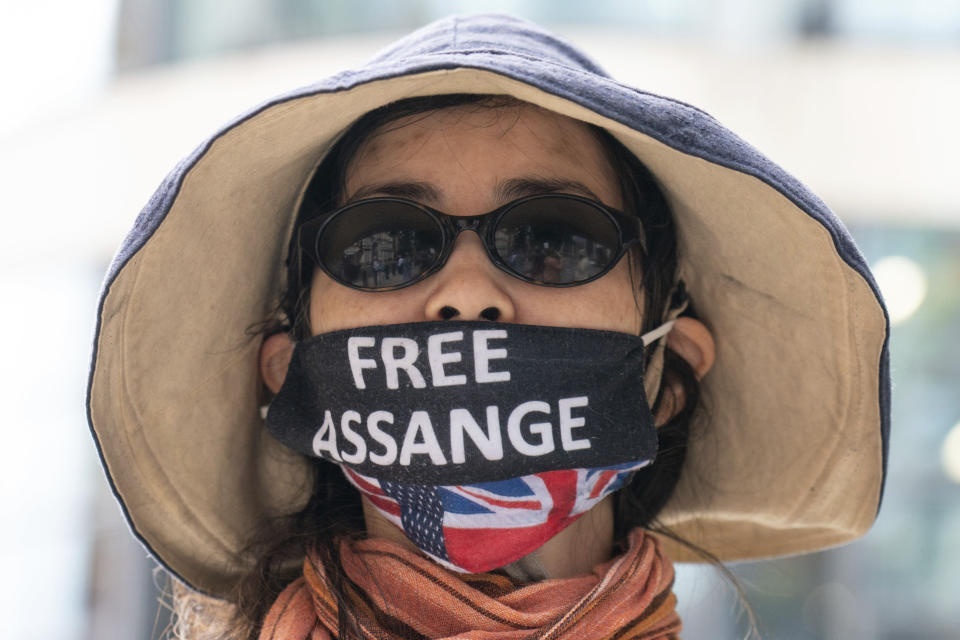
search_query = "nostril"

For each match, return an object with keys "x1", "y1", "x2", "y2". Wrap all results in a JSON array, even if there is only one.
[
  {"x1": 439, "y1": 306, "x2": 460, "y2": 320},
  {"x1": 480, "y1": 307, "x2": 500, "y2": 321}
]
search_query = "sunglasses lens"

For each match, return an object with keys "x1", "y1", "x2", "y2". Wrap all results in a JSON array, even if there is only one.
[
  {"x1": 494, "y1": 197, "x2": 622, "y2": 284},
  {"x1": 315, "y1": 201, "x2": 442, "y2": 289}
]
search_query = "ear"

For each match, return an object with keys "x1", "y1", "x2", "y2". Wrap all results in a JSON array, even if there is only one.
[
  {"x1": 666, "y1": 317, "x2": 715, "y2": 380},
  {"x1": 260, "y1": 332, "x2": 295, "y2": 394}
]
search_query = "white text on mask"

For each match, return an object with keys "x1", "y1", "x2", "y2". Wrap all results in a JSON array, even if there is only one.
[
  {"x1": 347, "y1": 329, "x2": 511, "y2": 390},
  {"x1": 312, "y1": 397, "x2": 592, "y2": 466}
]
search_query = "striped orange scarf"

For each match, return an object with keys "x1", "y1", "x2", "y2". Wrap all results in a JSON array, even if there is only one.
[{"x1": 258, "y1": 529, "x2": 681, "y2": 639}]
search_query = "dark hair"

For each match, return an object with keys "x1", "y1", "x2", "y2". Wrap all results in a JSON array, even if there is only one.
[{"x1": 234, "y1": 94, "x2": 702, "y2": 639}]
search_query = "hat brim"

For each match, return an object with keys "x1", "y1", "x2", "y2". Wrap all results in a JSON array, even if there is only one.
[{"x1": 88, "y1": 66, "x2": 889, "y2": 596}]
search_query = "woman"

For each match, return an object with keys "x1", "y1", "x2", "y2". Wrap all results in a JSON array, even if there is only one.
[{"x1": 87, "y1": 14, "x2": 891, "y2": 639}]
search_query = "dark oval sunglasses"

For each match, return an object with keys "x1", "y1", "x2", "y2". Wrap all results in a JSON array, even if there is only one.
[{"x1": 297, "y1": 193, "x2": 644, "y2": 291}]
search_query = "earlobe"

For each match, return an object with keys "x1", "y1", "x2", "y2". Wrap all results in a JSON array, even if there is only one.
[
  {"x1": 666, "y1": 317, "x2": 715, "y2": 380},
  {"x1": 260, "y1": 332, "x2": 294, "y2": 394}
]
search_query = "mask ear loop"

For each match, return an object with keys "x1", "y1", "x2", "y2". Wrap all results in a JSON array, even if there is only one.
[{"x1": 642, "y1": 281, "x2": 690, "y2": 409}]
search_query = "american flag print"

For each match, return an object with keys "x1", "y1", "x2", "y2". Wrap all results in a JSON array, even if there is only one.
[{"x1": 342, "y1": 459, "x2": 651, "y2": 573}]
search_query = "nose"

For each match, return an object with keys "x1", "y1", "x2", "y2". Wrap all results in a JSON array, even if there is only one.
[{"x1": 423, "y1": 232, "x2": 516, "y2": 322}]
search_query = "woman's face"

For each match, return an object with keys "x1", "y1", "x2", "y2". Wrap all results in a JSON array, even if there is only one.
[{"x1": 308, "y1": 104, "x2": 643, "y2": 336}]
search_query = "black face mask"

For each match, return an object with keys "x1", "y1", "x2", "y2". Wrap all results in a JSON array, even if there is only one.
[
  {"x1": 264, "y1": 320, "x2": 670, "y2": 572},
  {"x1": 266, "y1": 321, "x2": 661, "y2": 485}
]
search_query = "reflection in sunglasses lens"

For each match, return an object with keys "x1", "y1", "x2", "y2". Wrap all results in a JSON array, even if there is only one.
[
  {"x1": 495, "y1": 200, "x2": 619, "y2": 284},
  {"x1": 319, "y1": 202, "x2": 442, "y2": 289}
]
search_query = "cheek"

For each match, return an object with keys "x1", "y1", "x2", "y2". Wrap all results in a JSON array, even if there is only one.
[
  {"x1": 514, "y1": 258, "x2": 643, "y2": 335},
  {"x1": 577, "y1": 260, "x2": 643, "y2": 333},
  {"x1": 308, "y1": 272, "x2": 419, "y2": 334}
]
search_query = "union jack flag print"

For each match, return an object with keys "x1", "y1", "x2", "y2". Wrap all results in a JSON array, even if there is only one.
[{"x1": 342, "y1": 459, "x2": 650, "y2": 573}]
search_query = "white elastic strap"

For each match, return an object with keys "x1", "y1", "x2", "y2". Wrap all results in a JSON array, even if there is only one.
[
  {"x1": 640, "y1": 319, "x2": 676, "y2": 347},
  {"x1": 642, "y1": 282, "x2": 689, "y2": 406}
]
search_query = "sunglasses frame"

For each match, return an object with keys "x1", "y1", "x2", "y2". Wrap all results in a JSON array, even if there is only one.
[{"x1": 297, "y1": 193, "x2": 644, "y2": 292}]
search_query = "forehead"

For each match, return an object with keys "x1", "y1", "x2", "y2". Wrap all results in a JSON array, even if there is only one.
[{"x1": 343, "y1": 102, "x2": 621, "y2": 208}]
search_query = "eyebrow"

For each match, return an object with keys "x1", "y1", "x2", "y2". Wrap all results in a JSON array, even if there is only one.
[
  {"x1": 495, "y1": 177, "x2": 601, "y2": 202},
  {"x1": 347, "y1": 181, "x2": 441, "y2": 203},
  {"x1": 346, "y1": 176, "x2": 602, "y2": 208}
]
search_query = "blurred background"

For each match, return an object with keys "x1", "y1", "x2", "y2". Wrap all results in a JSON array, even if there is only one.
[{"x1": 2, "y1": 1, "x2": 957, "y2": 638}]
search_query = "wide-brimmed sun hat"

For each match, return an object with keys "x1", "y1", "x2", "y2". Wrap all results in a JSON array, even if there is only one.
[{"x1": 87, "y1": 13, "x2": 890, "y2": 598}]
